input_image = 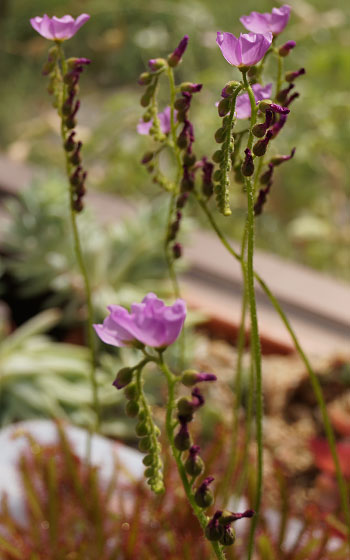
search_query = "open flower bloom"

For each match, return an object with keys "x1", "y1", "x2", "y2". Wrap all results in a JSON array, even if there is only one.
[
  {"x1": 94, "y1": 293, "x2": 187, "y2": 348},
  {"x1": 216, "y1": 32, "x2": 272, "y2": 67},
  {"x1": 137, "y1": 106, "x2": 176, "y2": 136},
  {"x1": 240, "y1": 5, "x2": 291, "y2": 35},
  {"x1": 30, "y1": 14, "x2": 90, "y2": 40}
]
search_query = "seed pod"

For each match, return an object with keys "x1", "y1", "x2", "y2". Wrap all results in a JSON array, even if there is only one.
[
  {"x1": 138, "y1": 72, "x2": 153, "y2": 85},
  {"x1": 214, "y1": 127, "x2": 226, "y2": 143},
  {"x1": 135, "y1": 421, "x2": 149, "y2": 437},
  {"x1": 218, "y1": 97, "x2": 230, "y2": 117},
  {"x1": 142, "y1": 454, "x2": 154, "y2": 467},
  {"x1": 113, "y1": 367, "x2": 133, "y2": 390}
]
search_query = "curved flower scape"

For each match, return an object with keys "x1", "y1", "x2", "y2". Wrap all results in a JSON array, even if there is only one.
[
  {"x1": 30, "y1": 13, "x2": 90, "y2": 40},
  {"x1": 94, "y1": 293, "x2": 187, "y2": 348},
  {"x1": 137, "y1": 106, "x2": 175, "y2": 136},
  {"x1": 216, "y1": 32, "x2": 272, "y2": 68},
  {"x1": 240, "y1": 5, "x2": 291, "y2": 35}
]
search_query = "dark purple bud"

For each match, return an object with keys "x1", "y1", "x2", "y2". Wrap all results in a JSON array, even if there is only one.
[
  {"x1": 276, "y1": 83, "x2": 295, "y2": 104},
  {"x1": 221, "y1": 81, "x2": 241, "y2": 98},
  {"x1": 191, "y1": 386, "x2": 205, "y2": 408},
  {"x1": 141, "y1": 151, "x2": 154, "y2": 165},
  {"x1": 113, "y1": 367, "x2": 133, "y2": 390},
  {"x1": 176, "y1": 192, "x2": 189, "y2": 209},
  {"x1": 285, "y1": 92, "x2": 300, "y2": 107},
  {"x1": 205, "y1": 511, "x2": 224, "y2": 541},
  {"x1": 180, "y1": 82, "x2": 203, "y2": 93},
  {"x1": 174, "y1": 419, "x2": 191, "y2": 451},
  {"x1": 185, "y1": 445, "x2": 204, "y2": 477},
  {"x1": 285, "y1": 68, "x2": 306, "y2": 82},
  {"x1": 73, "y1": 197, "x2": 84, "y2": 213},
  {"x1": 67, "y1": 57, "x2": 91, "y2": 69},
  {"x1": 71, "y1": 100, "x2": 80, "y2": 118},
  {"x1": 253, "y1": 130, "x2": 273, "y2": 157},
  {"x1": 183, "y1": 151, "x2": 196, "y2": 167},
  {"x1": 278, "y1": 40, "x2": 296, "y2": 57},
  {"x1": 241, "y1": 148, "x2": 255, "y2": 176},
  {"x1": 148, "y1": 58, "x2": 166, "y2": 71},
  {"x1": 219, "y1": 509, "x2": 255, "y2": 525},
  {"x1": 181, "y1": 370, "x2": 217, "y2": 387},
  {"x1": 172, "y1": 242, "x2": 182, "y2": 259},
  {"x1": 194, "y1": 476, "x2": 215, "y2": 508},
  {"x1": 70, "y1": 141, "x2": 82, "y2": 165},
  {"x1": 270, "y1": 147, "x2": 296, "y2": 166},
  {"x1": 260, "y1": 163, "x2": 274, "y2": 185},
  {"x1": 270, "y1": 114, "x2": 288, "y2": 138},
  {"x1": 70, "y1": 166, "x2": 82, "y2": 187},
  {"x1": 64, "y1": 131, "x2": 76, "y2": 152},
  {"x1": 201, "y1": 158, "x2": 214, "y2": 198},
  {"x1": 177, "y1": 398, "x2": 195, "y2": 421},
  {"x1": 168, "y1": 35, "x2": 189, "y2": 67},
  {"x1": 254, "y1": 182, "x2": 272, "y2": 216},
  {"x1": 180, "y1": 165, "x2": 195, "y2": 192},
  {"x1": 258, "y1": 100, "x2": 290, "y2": 115}
]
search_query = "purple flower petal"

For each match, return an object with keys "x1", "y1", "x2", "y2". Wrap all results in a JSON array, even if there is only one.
[
  {"x1": 137, "y1": 106, "x2": 176, "y2": 136},
  {"x1": 240, "y1": 5, "x2": 291, "y2": 35},
  {"x1": 216, "y1": 31, "x2": 272, "y2": 67},
  {"x1": 94, "y1": 293, "x2": 186, "y2": 348},
  {"x1": 30, "y1": 13, "x2": 90, "y2": 40},
  {"x1": 235, "y1": 83, "x2": 272, "y2": 119}
]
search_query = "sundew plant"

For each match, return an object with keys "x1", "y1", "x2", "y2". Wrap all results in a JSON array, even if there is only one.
[{"x1": 4, "y1": 5, "x2": 347, "y2": 560}]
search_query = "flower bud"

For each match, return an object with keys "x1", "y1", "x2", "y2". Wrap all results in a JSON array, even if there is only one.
[
  {"x1": 219, "y1": 527, "x2": 236, "y2": 546},
  {"x1": 183, "y1": 152, "x2": 196, "y2": 167},
  {"x1": 172, "y1": 243, "x2": 182, "y2": 259},
  {"x1": 148, "y1": 58, "x2": 166, "y2": 71},
  {"x1": 168, "y1": 35, "x2": 189, "y2": 67},
  {"x1": 241, "y1": 148, "x2": 254, "y2": 177},
  {"x1": 258, "y1": 100, "x2": 289, "y2": 115},
  {"x1": 184, "y1": 445, "x2": 204, "y2": 477},
  {"x1": 252, "y1": 123, "x2": 267, "y2": 138},
  {"x1": 285, "y1": 68, "x2": 305, "y2": 82},
  {"x1": 205, "y1": 522, "x2": 224, "y2": 542},
  {"x1": 140, "y1": 86, "x2": 154, "y2": 107},
  {"x1": 177, "y1": 397, "x2": 194, "y2": 421},
  {"x1": 141, "y1": 151, "x2": 154, "y2": 165},
  {"x1": 259, "y1": 163, "x2": 274, "y2": 185},
  {"x1": 218, "y1": 97, "x2": 230, "y2": 117},
  {"x1": 221, "y1": 81, "x2": 241, "y2": 98},
  {"x1": 113, "y1": 367, "x2": 133, "y2": 390},
  {"x1": 253, "y1": 130, "x2": 273, "y2": 157},
  {"x1": 278, "y1": 40, "x2": 296, "y2": 57},
  {"x1": 174, "y1": 422, "x2": 191, "y2": 451},
  {"x1": 138, "y1": 72, "x2": 153, "y2": 85},
  {"x1": 125, "y1": 400, "x2": 139, "y2": 418},
  {"x1": 270, "y1": 147, "x2": 296, "y2": 166},
  {"x1": 180, "y1": 82, "x2": 203, "y2": 93},
  {"x1": 181, "y1": 370, "x2": 217, "y2": 387},
  {"x1": 247, "y1": 65, "x2": 258, "y2": 77},
  {"x1": 194, "y1": 477, "x2": 214, "y2": 508},
  {"x1": 64, "y1": 132, "x2": 76, "y2": 152}
]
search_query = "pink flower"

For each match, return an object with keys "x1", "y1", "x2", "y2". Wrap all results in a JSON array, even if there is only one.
[
  {"x1": 94, "y1": 293, "x2": 187, "y2": 348},
  {"x1": 240, "y1": 5, "x2": 291, "y2": 35},
  {"x1": 30, "y1": 14, "x2": 90, "y2": 41},
  {"x1": 137, "y1": 106, "x2": 176, "y2": 136},
  {"x1": 216, "y1": 31, "x2": 272, "y2": 67}
]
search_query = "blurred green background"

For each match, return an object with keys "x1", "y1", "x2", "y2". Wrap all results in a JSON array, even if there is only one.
[{"x1": 1, "y1": 0, "x2": 349, "y2": 279}]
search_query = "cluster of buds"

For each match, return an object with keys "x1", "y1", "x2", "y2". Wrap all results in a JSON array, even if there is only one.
[
  {"x1": 176, "y1": 84, "x2": 202, "y2": 194},
  {"x1": 252, "y1": 100, "x2": 290, "y2": 157},
  {"x1": 113, "y1": 366, "x2": 164, "y2": 494},
  {"x1": 61, "y1": 57, "x2": 91, "y2": 212},
  {"x1": 254, "y1": 148, "x2": 296, "y2": 215},
  {"x1": 213, "y1": 80, "x2": 242, "y2": 215},
  {"x1": 205, "y1": 509, "x2": 255, "y2": 547}
]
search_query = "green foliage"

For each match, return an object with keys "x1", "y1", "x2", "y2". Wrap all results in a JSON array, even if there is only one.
[{"x1": 0, "y1": 173, "x2": 172, "y2": 325}]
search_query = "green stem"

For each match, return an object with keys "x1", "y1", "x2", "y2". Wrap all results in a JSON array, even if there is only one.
[
  {"x1": 56, "y1": 43, "x2": 100, "y2": 431},
  {"x1": 194, "y1": 195, "x2": 350, "y2": 547},
  {"x1": 242, "y1": 71, "x2": 263, "y2": 559},
  {"x1": 158, "y1": 353, "x2": 227, "y2": 560},
  {"x1": 276, "y1": 54, "x2": 283, "y2": 98},
  {"x1": 221, "y1": 228, "x2": 248, "y2": 505}
]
